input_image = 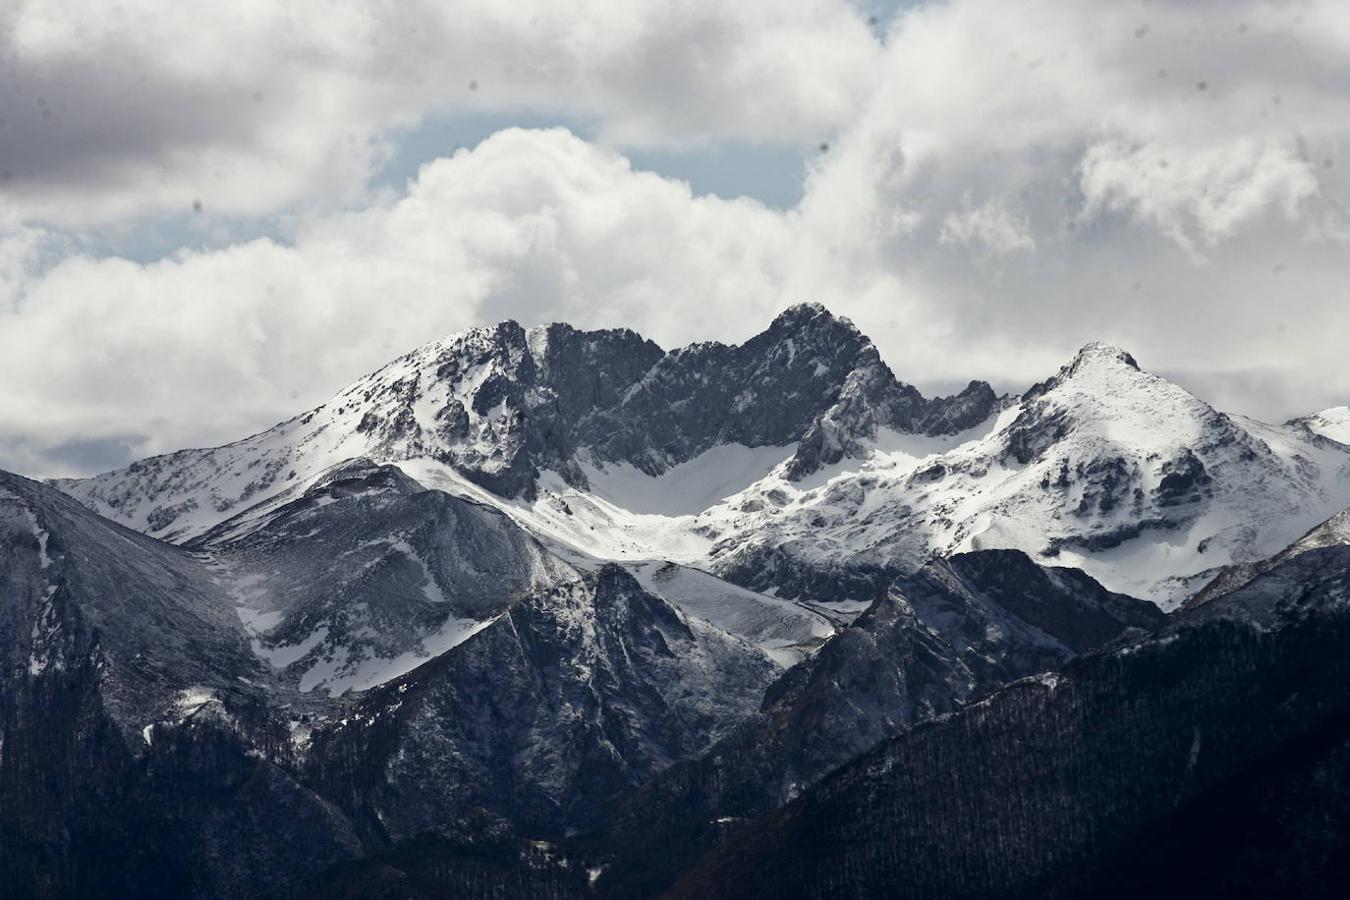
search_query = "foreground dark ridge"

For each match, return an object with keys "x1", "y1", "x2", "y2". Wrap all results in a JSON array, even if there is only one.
[
  {"x1": 1, "y1": 464, "x2": 1174, "y2": 898},
  {"x1": 590, "y1": 550, "x2": 1164, "y2": 897},
  {"x1": 0, "y1": 470, "x2": 775, "y2": 895},
  {"x1": 666, "y1": 546, "x2": 1350, "y2": 899}
]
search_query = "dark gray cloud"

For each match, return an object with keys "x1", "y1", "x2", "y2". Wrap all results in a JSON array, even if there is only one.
[
  {"x1": 0, "y1": 0, "x2": 880, "y2": 226},
  {"x1": 0, "y1": 434, "x2": 144, "y2": 479}
]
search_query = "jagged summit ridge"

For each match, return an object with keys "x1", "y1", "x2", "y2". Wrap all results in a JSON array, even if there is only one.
[
  {"x1": 1023, "y1": 340, "x2": 1144, "y2": 403},
  {"x1": 15, "y1": 311, "x2": 1350, "y2": 895},
  {"x1": 703, "y1": 336, "x2": 1350, "y2": 609},
  {"x1": 48, "y1": 309, "x2": 1350, "y2": 612},
  {"x1": 55, "y1": 306, "x2": 998, "y2": 542},
  {"x1": 1070, "y1": 340, "x2": 1139, "y2": 370},
  {"x1": 764, "y1": 300, "x2": 858, "y2": 335}
]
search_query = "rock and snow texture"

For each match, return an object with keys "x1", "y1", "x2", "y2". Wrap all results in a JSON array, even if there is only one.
[
  {"x1": 661, "y1": 543, "x2": 1350, "y2": 900},
  {"x1": 624, "y1": 560, "x2": 836, "y2": 667},
  {"x1": 192, "y1": 455, "x2": 834, "y2": 678},
  {"x1": 0, "y1": 472, "x2": 365, "y2": 897},
  {"x1": 1294, "y1": 405, "x2": 1350, "y2": 445},
  {"x1": 55, "y1": 304, "x2": 996, "y2": 545},
  {"x1": 700, "y1": 341, "x2": 1350, "y2": 610},
  {"x1": 1, "y1": 466, "x2": 783, "y2": 768},
  {"x1": 51, "y1": 307, "x2": 1350, "y2": 614},
  {"x1": 1187, "y1": 502, "x2": 1350, "y2": 608},
  {"x1": 0, "y1": 470, "x2": 281, "y2": 756},
  {"x1": 1, "y1": 467, "x2": 784, "y2": 891},
  {"x1": 305, "y1": 565, "x2": 781, "y2": 838},
  {"x1": 596, "y1": 548, "x2": 1166, "y2": 895},
  {"x1": 195, "y1": 459, "x2": 577, "y2": 697}
]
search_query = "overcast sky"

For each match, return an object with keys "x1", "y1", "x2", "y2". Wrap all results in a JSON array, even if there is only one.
[{"x1": 2, "y1": 0, "x2": 1349, "y2": 477}]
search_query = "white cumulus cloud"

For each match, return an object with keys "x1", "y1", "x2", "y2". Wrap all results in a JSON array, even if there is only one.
[{"x1": 4, "y1": 0, "x2": 1350, "y2": 477}]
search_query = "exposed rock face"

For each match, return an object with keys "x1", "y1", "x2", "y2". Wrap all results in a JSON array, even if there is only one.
[
  {"x1": 1188, "y1": 503, "x2": 1350, "y2": 609},
  {"x1": 593, "y1": 550, "x2": 1163, "y2": 897},
  {"x1": 54, "y1": 304, "x2": 997, "y2": 542},
  {"x1": 1292, "y1": 404, "x2": 1350, "y2": 445},
  {"x1": 667, "y1": 546, "x2": 1350, "y2": 900},
  {"x1": 0, "y1": 471, "x2": 778, "y2": 898},
  {"x1": 53, "y1": 310, "x2": 1350, "y2": 612},
  {"x1": 758, "y1": 310, "x2": 1001, "y2": 480},
  {"x1": 305, "y1": 565, "x2": 777, "y2": 843},
  {"x1": 0, "y1": 471, "x2": 361, "y2": 897},
  {"x1": 17, "y1": 306, "x2": 1350, "y2": 896},
  {"x1": 700, "y1": 337, "x2": 1350, "y2": 608},
  {"x1": 757, "y1": 549, "x2": 1162, "y2": 787},
  {"x1": 0, "y1": 472, "x2": 266, "y2": 738},
  {"x1": 193, "y1": 458, "x2": 575, "y2": 697}
]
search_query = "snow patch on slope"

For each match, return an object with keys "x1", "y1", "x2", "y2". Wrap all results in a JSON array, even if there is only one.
[
  {"x1": 388, "y1": 538, "x2": 449, "y2": 604},
  {"x1": 296, "y1": 615, "x2": 497, "y2": 697},
  {"x1": 1301, "y1": 406, "x2": 1350, "y2": 445},
  {"x1": 210, "y1": 544, "x2": 500, "y2": 696},
  {"x1": 694, "y1": 348, "x2": 1350, "y2": 610},
  {"x1": 625, "y1": 560, "x2": 836, "y2": 667},
  {"x1": 579, "y1": 444, "x2": 795, "y2": 516},
  {"x1": 395, "y1": 458, "x2": 841, "y2": 663},
  {"x1": 24, "y1": 510, "x2": 53, "y2": 570},
  {"x1": 52, "y1": 326, "x2": 522, "y2": 543},
  {"x1": 398, "y1": 456, "x2": 714, "y2": 565}
]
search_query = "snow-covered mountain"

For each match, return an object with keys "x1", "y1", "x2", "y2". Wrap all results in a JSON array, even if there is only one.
[
  {"x1": 0, "y1": 469, "x2": 784, "y2": 893},
  {"x1": 189, "y1": 454, "x2": 834, "y2": 680},
  {"x1": 302, "y1": 563, "x2": 781, "y2": 840},
  {"x1": 193, "y1": 458, "x2": 574, "y2": 697},
  {"x1": 703, "y1": 341, "x2": 1350, "y2": 609},
  {"x1": 1187, "y1": 501, "x2": 1350, "y2": 609},
  {"x1": 54, "y1": 307, "x2": 1350, "y2": 613},
  {"x1": 1294, "y1": 404, "x2": 1350, "y2": 444},
  {"x1": 8, "y1": 457, "x2": 1148, "y2": 896},
  {"x1": 55, "y1": 303, "x2": 994, "y2": 544},
  {"x1": 13, "y1": 303, "x2": 1350, "y2": 896}
]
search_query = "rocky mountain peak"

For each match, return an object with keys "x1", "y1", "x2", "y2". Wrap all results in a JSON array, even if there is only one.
[
  {"x1": 1290, "y1": 404, "x2": 1350, "y2": 445},
  {"x1": 1070, "y1": 340, "x2": 1140, "y2": 371},
  {"x1": 744, "y1": 303, "x2": 870, "y2": 373},
  {"x1": 1021, "y1": 341, "x2": 1149, "y2": 404},
  {"x1": 766, "y1": 301, "x2": 855, "y2": 334}
]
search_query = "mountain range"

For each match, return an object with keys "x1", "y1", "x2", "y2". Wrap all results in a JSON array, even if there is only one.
[{"x1": 5, "y1": 303, "x2": 1350, "y2": 897}]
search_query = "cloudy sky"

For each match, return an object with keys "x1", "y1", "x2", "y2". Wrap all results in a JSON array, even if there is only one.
[{"x1": 2, "y1": 0, "x2": 1348, "y2": 477}]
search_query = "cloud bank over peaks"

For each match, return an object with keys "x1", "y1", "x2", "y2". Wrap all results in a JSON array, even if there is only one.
[{"x1": 3, "y1": 0, "x2": 1350, "y2": 476}]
